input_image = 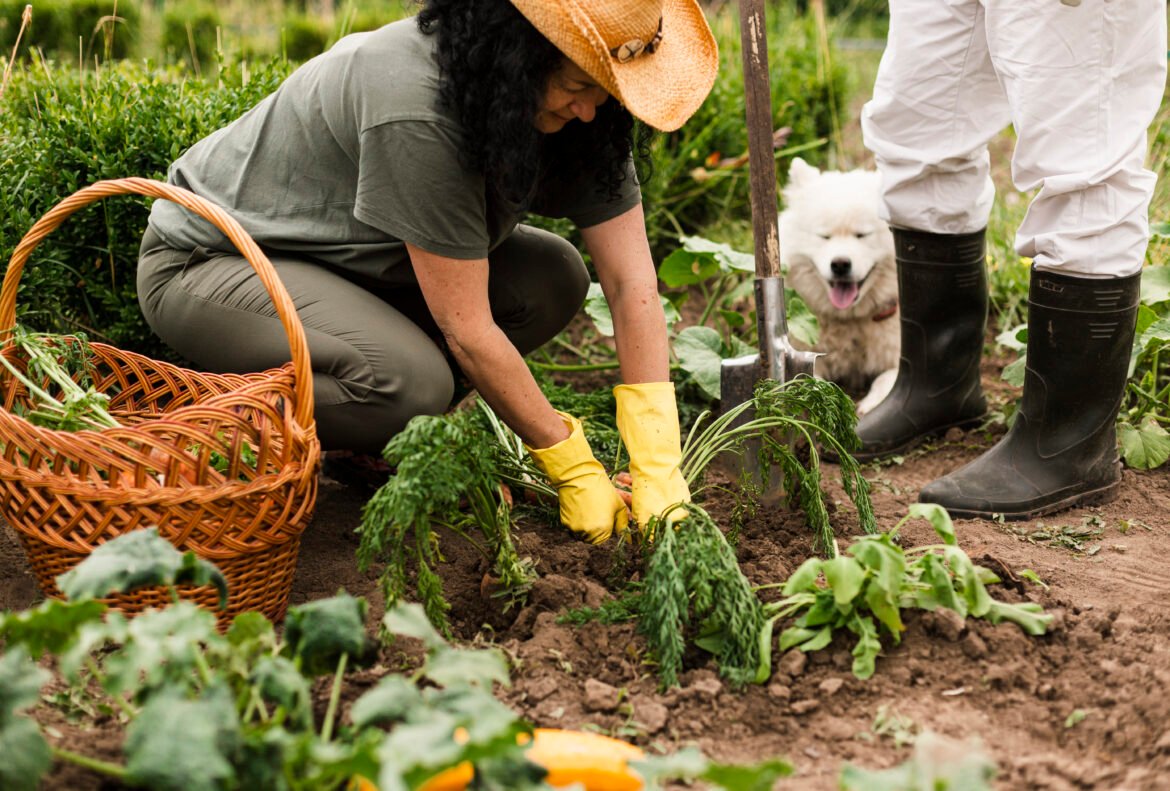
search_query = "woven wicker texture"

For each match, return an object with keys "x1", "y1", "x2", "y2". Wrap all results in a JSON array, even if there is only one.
[{"x1": 0, "y1": 178, "x2": 320, "y2": 625}]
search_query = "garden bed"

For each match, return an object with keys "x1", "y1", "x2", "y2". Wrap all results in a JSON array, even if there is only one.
[{"x1": 2, "y1": 355, "x2": 1168, "y2": 790}]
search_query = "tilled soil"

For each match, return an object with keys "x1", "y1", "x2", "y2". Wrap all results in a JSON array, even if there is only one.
[{"x1": 3, "y1": 362, "x2": 1169, "y2": 790}]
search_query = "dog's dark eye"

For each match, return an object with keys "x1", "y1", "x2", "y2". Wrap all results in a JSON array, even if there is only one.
[
  {"x1": 818, "y1": 233, "x2": 831, "y2": 240},
  {"x1": 855, "y1": 232, "x2": 871, "y2": 239}
]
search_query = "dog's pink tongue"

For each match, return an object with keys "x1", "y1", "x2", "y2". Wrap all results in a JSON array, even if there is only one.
[{"x1": 830, "y1": 281, "x2": 859, "y2": 309}]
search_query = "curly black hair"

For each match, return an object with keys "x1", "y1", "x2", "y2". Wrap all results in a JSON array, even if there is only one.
[{"x1": 417, "y1": 0, "x2": 652, "y2": 208}]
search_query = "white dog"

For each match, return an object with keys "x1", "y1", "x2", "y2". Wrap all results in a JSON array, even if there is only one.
[{"x1": 779, "y1": 158, "x2": 899, "y2": 415}]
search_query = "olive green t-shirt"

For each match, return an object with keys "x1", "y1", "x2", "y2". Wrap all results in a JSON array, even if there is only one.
[{"x1": 148, "y1": 17, "x2": 641, "y2": 282}]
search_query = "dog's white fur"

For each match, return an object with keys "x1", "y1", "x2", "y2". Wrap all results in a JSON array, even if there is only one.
[{"x1": 779, "y1": 158, "x2": 899, "y2": 415}]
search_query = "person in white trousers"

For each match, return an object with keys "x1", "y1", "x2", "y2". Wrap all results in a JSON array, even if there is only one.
[{"x1": 855, "y1": 0, "x2": 1168, "y2": 519}]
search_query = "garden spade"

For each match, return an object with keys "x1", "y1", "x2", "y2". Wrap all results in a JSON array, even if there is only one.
[{"x1": 719, "y1": 0, "x2": 819, "y2": 489}]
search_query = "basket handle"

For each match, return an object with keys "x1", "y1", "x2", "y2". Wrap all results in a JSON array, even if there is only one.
[{"x1": 0, "y1": 178, "x2": 315, "y2": 430}]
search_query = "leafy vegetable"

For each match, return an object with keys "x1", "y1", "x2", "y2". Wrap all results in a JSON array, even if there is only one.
[
  {"x1": 0, "y1": 326, "x2": 118, "y2": 431},
  {"x1": 839, "y1": 730, "x2": 996, "y2": 790},
  {"x1": 0, "y1": 533, "x2": 521, "y2": 790},
  {"x1": 763, "y1": 504, "x2": 1052, "y2": 679},
  {"x1": 559, "y1": 503, "x2": 768, "y2": 689},
  {"x1": 0, "y1": 648, "x2": 52, "y2": 791},
  {"x1": 357, "y1": 407, "x2": 536, "y2": 636},
  {"x1": 639, "y1": 504, "x2": 767, "y2": 688},
  {"x1": 56, "y1": 527, "x2": 228, "y2": 608},
  {"x1": 682, "y1": 375, "x2": 876, "y2": 555},
  {"x1": 1120, "y1": 309, "x2": 1170, "y2": 469}
]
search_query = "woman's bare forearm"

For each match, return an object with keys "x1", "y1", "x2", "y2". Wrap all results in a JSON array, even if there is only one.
[{"x1": 444, "y1": 323, "x2": 569, "y2": 449}]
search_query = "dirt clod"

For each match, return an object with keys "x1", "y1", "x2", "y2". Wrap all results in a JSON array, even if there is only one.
[
  {"x1": 790, "y1": 699, "x2": 821, "y2": 715},
  {"x1": 633, "y1": 698, "x2": 669, "y2": 734},
  {"x1": 526, "y1": 676, "x2": 560, "y2": 703},
  {"x1": 921, "y1": 608, "x2": 966, "y2": 642},
  {"x1": 960, "y1": 630, "x2": 989, "y2": 660},
  {"x1": 778, "y1": 649, "x2": 808, "y2": 679},
  {"x1": 818, "y1": 677, "x2": 845, "y2": 697},
  {"x1": 583, "y1": 678, "x2": 620, "y2": 712},
  {"x1": 767, "y1": 682, "x2": 792, "y2": 700}
]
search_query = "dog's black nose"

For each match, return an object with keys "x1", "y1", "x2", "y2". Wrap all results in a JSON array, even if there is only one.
[{"x1": 830, "y1": 257, "x2": 852, "y2": 277}]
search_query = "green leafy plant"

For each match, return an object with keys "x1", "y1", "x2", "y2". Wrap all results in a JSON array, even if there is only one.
[
  {"x1": 161, "y1": 0, "x2": 224, "y2": 73},
  {"x1": 0, "y1": 0, "x2": 142, "y2": 61},
  {"x1": 840, "y1": 730, "x2": 996, "y2": 791},
  {"x1": 1119, "y1": 263, "x2": 1170, "y2": 469},
  {"x1": 279, "y1": 13, "x2": 330, "y2": 61},
  {"x1": 0, "y1": 529, "x2": 378, "y2": 791},
  {"x1": 574, "y1": 234, "x2": 820, "y2": 402},
  {"x1": 682, "y1": 375, "x2": 875, "y2": 554},
  {"x1": 0, "y1": 529, "x2": 792, "y2": 791},
  {"x1": 0, "y1": 55, "x2": 291, "y2": 357},
  {"x1": 356, "y1": 406, "x2": 537, "y2": 637},
  {"x1": 0, "y1": 326, "x2": 119, "y2": 431},
  {"x1": 552, "y1": 375, "x2": 879, "y2": 688},
  {"x1": 763, "y1": 503, "x2": 1052, "y2": 680},
  {"x1": 637, "y1": 503, "x2": 768, "y2": 689}
]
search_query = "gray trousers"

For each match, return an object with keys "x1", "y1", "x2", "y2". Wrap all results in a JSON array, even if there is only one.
[{"x1": 137, "y1": 226, "x2": 589, "y2": 453}]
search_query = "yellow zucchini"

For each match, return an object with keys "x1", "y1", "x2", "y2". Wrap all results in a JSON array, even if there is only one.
[{"x1": 417, "y1": 728, "x2": 645, "y2": 791}]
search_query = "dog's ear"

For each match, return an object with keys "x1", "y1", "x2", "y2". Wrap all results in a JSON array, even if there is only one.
[{"x1": 787, "y1": 157, "x2": 819, "y2": 188}]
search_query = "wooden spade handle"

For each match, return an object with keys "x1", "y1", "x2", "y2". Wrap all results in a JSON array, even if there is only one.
[{"x1": 737, "y1": 0, "x2": 781, "y2": 281}]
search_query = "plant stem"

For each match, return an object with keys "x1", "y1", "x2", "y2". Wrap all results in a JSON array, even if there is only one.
[
  {"x1": 0, "y1": 4, "x2": 30, "y2": 104},
  {"x1": 320, "y1": 652, "x2": 348, "y2": 743},
  {"x1": 550, "y1": 334, "x2": 596, "y2": 360},
  {"x1": 193, "y1": 649, "x2": 215, "y2": 688},
  {"x1": 251, "y1": 688, "x2": 271, "y2": 723},
  {"x1": 528, "y1": 360, "x2": 622, "y2": 372},
  {"x1": 83, "y1": 657, "x2": 138, "y2": 721},
  {"x1": 434, "y1": 520, "x2": 491, "y2": 563},
  {"x1": 51, "y1": 747, "x2": 128, "y2": 779},
  {"x1": 696, "y1": 277, "x2": 730, "y2": 329}
]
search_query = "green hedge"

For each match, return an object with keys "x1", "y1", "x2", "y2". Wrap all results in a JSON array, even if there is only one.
[
  {"x1": 280, "y1": 13, "x2": 329, "y2": 62},
  {"x1": 0, "y1": 6, "x2": 852, "y2": 354},
  {"x1": 161, "y1": 0, "x2": 222, "y2": 72},
  {"x1": 0, "y1": 0, "x2": 141, "y2": 60},
  {"x1": 0, "y1": 59, "x2": 292, "y2": 355}
]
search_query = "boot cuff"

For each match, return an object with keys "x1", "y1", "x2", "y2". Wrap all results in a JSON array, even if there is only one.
[
  {"x1": 892, "y1": 227, "x2": 986, "y2": 265},
  {"x1": 1029, "y1": 268, "x2": 1141, "y2": 312}
]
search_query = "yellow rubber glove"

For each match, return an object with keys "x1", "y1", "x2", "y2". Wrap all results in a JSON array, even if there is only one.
[
  {"x1": 526, "y1": 411, "x2": 629, "y2": 544},
  {"x1": 614, "y1": 382, "x2": 691, "y2": 528}
]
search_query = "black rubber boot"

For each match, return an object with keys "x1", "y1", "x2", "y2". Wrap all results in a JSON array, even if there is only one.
[
  {"x1": 919, "y1": 268, "x2": 1141, "y2": 520},
  {"x1": 852, "y1": 228, "x2": 989, "y2": 461}
]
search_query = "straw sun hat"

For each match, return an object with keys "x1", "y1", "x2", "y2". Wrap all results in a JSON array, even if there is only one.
[{"x1": 509, "y1": 0, "x2": 718, "y2": 132}]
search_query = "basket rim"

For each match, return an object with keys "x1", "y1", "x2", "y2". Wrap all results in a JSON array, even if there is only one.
[{"x1": 0, "y1": 177, "x2": 316, "y2": 429}]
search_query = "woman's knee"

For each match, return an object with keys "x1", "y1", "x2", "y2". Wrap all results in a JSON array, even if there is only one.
[
  {"x1": 489, "y1": 226, "x2": 590, "y2": 352},
  {"x1": 314, "y1": 348, "x2": 455, "y2": 454}
]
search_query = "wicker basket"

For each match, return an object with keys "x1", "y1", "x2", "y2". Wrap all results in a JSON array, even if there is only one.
[{"x1": 0, "y1": 178, "x2": 321, "y2": 625}]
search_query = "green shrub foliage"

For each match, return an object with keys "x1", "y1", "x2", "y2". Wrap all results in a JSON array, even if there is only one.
[
  {"x1": 0, "y1": 0, "x2": 141, "y2": 61},
  {"x1": 280, "y1": 13, "x2": 329, "y2": 61},
  {"x1": 0, "y1": 59, "x2": 291, "y2": 355},
  {"x1": 0, "y1": 5, "x2": 850, "y2": 357},
  {"x1": 160, "y1": 0, "x2": 222, "y2": 72}
]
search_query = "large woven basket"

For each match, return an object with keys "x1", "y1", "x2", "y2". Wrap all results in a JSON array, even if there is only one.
[{"x1": 0, "y1": 178, "x2": 320, "y2": 625}]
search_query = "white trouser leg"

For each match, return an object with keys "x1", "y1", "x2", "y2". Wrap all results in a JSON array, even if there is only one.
[
  {"x1": 864, "y1": 0, "x2": 1167, "y2": 278},
  {"x1": 861, "y1": 0, "x2": 1009, "y2": 235},
  {"x1": 986, "y1": 0, "x2": 1167, "y2": 277}
]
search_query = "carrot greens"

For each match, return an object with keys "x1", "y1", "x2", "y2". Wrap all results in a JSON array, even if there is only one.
[{"x1": 0, "y1": 325, "x2": 118, "y2": 432}]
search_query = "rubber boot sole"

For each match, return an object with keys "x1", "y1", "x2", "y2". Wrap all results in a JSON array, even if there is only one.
[{"x1": 924, "y1": 478, "x2": 1122, "y2": 521}]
